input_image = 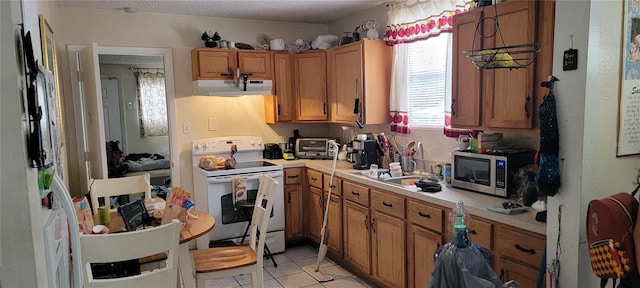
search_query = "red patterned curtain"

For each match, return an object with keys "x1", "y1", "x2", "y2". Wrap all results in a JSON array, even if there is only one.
[
  {"x1": 384, "y1": 0, "x2": 472, "y2": 46},
  {"x1": 386, "y1": 0, "x2": 472, "y2": 135}
]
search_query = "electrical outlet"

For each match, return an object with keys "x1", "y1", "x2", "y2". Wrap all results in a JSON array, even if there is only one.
[
  {"x1": 208, "y1": 118, "x2": 217, "y2": 131},
  {"x1": 183, "y1": 122, "x2": 191, "y2": 134}
]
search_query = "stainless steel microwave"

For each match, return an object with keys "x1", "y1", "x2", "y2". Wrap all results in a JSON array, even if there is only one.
[{"x1": 451, "y1": 150, "x2": 535, "y2": 198}]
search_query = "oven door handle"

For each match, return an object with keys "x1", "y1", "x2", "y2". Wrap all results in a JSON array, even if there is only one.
[{"x1": 206, "y1": 171, "x2": 283, "y2": 184}]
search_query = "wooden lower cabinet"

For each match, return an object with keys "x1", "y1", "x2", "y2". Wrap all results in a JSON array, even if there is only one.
[
  {"x1": 343, "y1": 200, "x2": 371, "y2": 275},
  {"x1": 284, "y1": 184, "x2": 304, "y2": 240},
  {"x1": 306, "y1": 186, "x2": 323, "y2": 243},
  {"x1": 371, "y1": 211, "x2": 406, "y2": 288},
  {"x1": 498, "y1": 258, "x2": 542, "y2": 288},
  {"x1": 326, "y1": 194, "x2": 342, "y2": 257},
  {"x1": 408, "y1": 224, "x2": 443, "y2": 288}
]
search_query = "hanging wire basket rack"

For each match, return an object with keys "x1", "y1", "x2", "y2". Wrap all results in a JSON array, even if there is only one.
[{"x1": 463, "y1": 4, "x2": 540, "y2": 70}]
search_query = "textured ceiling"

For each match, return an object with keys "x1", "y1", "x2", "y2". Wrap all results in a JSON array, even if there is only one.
[{"x1": 55, "y1": 0, "x2": 389, "y2": 24}]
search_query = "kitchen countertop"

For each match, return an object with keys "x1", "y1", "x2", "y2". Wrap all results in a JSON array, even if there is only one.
[{"x1": 269, "y1": 159, "x2": 546, "y2": 235}]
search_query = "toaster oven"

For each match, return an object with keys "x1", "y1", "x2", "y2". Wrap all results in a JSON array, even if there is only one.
[{"x1": 295, "y1": 138, "x2": 337, "y2": 159}]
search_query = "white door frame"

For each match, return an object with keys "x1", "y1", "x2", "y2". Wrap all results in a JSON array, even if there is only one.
[{"x1": 67, "y1": 44, "x2": 180, "y2": 190}]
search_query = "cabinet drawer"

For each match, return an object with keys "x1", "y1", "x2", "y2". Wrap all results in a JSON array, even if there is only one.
[
  {"x1": 370, "y1": 189, "x2": 405, "y2": 219},
  {"x1": 307, "y1": 169, "x2": 322, "y2": 189},
  {"x1": 469, "y1": 218, "x2": 493, "y2": 251},
  {"x1": 496, "y1": 226, "x2": 545, "y2": 266},
  {"x1": 342, "y1": 181, "x2": 369, "y2": 207},
  {"x1": 284, "y1": 168, "x2": 303, "y2": 185},
  {"x1": 323, "y1": 174, "x2": 342, "y2": 197},
  {"x1": 407, "y1": 200, "x2": 443, "y2": 233}
]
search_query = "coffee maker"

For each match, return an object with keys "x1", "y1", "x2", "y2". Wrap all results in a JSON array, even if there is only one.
[{"x1": 352, "y1": 139, "x2": 379, "y2": 170}]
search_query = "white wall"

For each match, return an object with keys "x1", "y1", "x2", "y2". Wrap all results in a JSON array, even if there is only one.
[
  {"x1": 1, "y1": 1, "x2": 53, "y2": 286},
  {"x1": 54, "y1": 7, "x2": 332, "y2": 194}
]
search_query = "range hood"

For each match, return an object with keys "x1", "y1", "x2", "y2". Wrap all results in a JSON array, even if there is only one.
[{"x1": 192, "y1": 79, "x2": 273, "y2": 96}]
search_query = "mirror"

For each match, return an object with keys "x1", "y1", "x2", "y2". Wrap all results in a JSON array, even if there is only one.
[{"x1": 98, "y1": 53, "x2": 172, "y2": 187}]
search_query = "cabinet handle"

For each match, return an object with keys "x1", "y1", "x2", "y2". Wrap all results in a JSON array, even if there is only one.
[
  {"x1": 418, "y1": 211, "x2": 431, "y2": 218},
  {"x1": 311, "y1": 177, "x2": 318, "y2": 182},
  {"x1": 382, "y1": 201, "x2": 393, "y2": 207},
  {"x1": 514, "y1": 244, "x2": 536, "y2": 255},
  {"x1": 451, "y1": 99, "x2": 457, "y2": 116},
  {"x1": 524, "y1": 95, "x2": 531, "y2": 118},
  {"x1": 318, "y1": 196, "x2": 322, "y2": 208},
  {"x1": 353, "y1": 98, "x2": 360, "y2": 114},
  {"x1": 323, "y1": 103, "x2": 327, "y2": 114},
  {"x1": 277, "y1": 104, "x2": 281, "y2": 116},
  {"x1": 351, "y1": 191, "x2": 360, "y2": 197},
  {"x1": 469, "y1": 230, "x2": 477, "y2": 235},
  {"x1": 287, "y1": 175, "x2": 299, "y2": 179},
  {"x1": 372, "y1": 218, "x2": 376, "y2": 233},
  {"x1": 364, "y1": 215, "x2": 368, "y2": 230},
  {"x1": 499, "y1": 268, "x2": 505, "y2": 281},
  {"x1": 220, "y1": 73, "x2": 233, "y2": 77},
  {"x1": 288, "y1": 192, "x2": 291, "y2": 203}
]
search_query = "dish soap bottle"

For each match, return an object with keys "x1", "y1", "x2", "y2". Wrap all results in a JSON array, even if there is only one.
[{"x1": 449, "y1": 200, "x2": 471, "y2": 248}]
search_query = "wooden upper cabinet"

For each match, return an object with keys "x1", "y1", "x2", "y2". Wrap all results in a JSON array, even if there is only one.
[
  {"x1": 483, "y1": 1, "x2": 537, "y2": 129},
  {"x1": 452, "y1": 0, "x2": 552, "y2": 130},
  {"x1": 294, "y1": 51, "x2": 328, "y2": 121},
  {"x1": 192, "y1": 49, "x2": 237, "y2": 80},
  {"x1": 191, "y1": 48, "x2": 272, "y2": 80},
  {"x1": 238, "y1": 50, "x2": 272, "y2": 79},
  {"x1": 328, "y1": 39, "x2": 391, "y2": 124},
  {"x1": 265, "y1": 52, "x2": 294, "y2": 123},
  {"x1": 452, "y1": 9, "x2": 482, "y2": 128}
]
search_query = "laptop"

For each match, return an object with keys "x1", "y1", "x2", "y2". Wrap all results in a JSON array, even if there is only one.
[{"x1": 117, "y1": 198, "x2": 151, "y2": 231}]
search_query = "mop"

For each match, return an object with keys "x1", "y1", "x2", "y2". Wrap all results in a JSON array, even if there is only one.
[{"x1": 303, "y1": 139, "x2": 339, "y2": 282}]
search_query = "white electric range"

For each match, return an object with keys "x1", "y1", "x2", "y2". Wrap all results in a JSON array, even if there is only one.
[{"x1": 191, "y1": 136, "x2": 284, "y2": 252}]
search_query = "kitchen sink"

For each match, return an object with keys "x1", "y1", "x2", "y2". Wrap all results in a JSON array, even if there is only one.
[
  {"x1": 383, "y1": 175, "x2": 439, "y2": 186},
  {"x1": 350, "y1": 171, "x2": 439, "y2": 187}
]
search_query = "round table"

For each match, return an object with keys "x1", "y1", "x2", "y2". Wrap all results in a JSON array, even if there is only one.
[{"x1": 93, "y1": 209, "x2": 215, "y2": 287}]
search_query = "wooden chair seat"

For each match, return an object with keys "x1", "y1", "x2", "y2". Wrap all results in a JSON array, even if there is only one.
[{"x1": 193, "y1": 245, "x2": 257, "y2": 273}]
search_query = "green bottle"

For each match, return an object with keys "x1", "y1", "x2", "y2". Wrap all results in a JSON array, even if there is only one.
[{"x1": 450, "y1": 200, "x2": 470, "y2": 248}]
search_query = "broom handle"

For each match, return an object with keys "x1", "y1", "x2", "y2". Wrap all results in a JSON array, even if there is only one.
[{"x1": 316, "y1": 140, "x2": 339, "y2": 270}]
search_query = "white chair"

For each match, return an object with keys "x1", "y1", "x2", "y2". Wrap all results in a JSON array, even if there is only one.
[
  {"x1": 89, "y1": 173, "x2": 152, "y2": 214},
  {"x1": 79, "y1": 219, "x2": 181, "y2": 288},
  {"x1": 192, "y1": 174, "x2": 279, "y2": 288}
]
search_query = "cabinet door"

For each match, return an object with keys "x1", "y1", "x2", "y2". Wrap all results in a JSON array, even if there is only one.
[
  {"x1": 326, "y1": 195, "x2": 342, "y2": 258},
  {"x1": 306, "y1": 186, "x2": 323, "y2": 243},
  {"x1": 285, "y1": 184, "x2": 304, "y2": 240},
  {"x1": 294, "y1": 51, "x2": 328, "y2": 121},
  {"x1": 331, "y1": 44, "x2": 362, "y2": 123},
  {"x1": 371, "y1": 211, "x2": 406, "y2": 288},
  {"x1": 268, "y1": 53, "x2": 294, "y2": 122},
  {"x1": 238, "y1": 51, "x2": 273, "y2": 80},
  {"x1": 408, "y1": 224, "x2": 442, "y2": 288},
  {"x1": 343, "y1": 200, "x2": 370, "y2": 275},
  {"x1": 483, "y1": 1, "x2": 537, "y2": 129},
  {"x1": 451, "y1": 10, "x2": 482, "y2": 128},
  {"x1": 191, "y1": 49, "x2": 237, "y2": 80},
  {"x1": 498, "y1": 258, "x2": 543, "y2": 288}
]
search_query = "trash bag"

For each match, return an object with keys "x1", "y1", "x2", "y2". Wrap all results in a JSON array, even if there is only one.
[{"x1": 429, "y1": 243, "x2": 504, "y2": 288}]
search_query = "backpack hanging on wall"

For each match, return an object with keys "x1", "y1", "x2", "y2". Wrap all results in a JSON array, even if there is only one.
[{"x1": 587, "y1": 187, "x2": 640, "y2": 287}]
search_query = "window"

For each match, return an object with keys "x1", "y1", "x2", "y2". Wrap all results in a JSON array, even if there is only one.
[
  {"x1": 134, "y1": 71, "x2": 168, "y2": 137},
  {"x1": 407, "y1": 35, "x2": 450, "y2": 128}
]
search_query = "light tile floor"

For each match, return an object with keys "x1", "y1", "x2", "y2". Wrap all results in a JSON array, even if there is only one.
[{"x1": 204, "y1": 245, "x2": 374, "y2": 288}]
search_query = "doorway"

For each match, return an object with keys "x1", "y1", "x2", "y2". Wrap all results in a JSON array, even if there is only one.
[{"x1": 67, "y1": 45, "x2": 179, "y2": 194}]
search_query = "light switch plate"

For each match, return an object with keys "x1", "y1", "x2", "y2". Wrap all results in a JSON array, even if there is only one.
[
  {"x1": 208, "y1": 118, "x2": 217, "y2": 131},
  {"x1": 183, "y1": 122, "x2": 191, "y2": 134}
]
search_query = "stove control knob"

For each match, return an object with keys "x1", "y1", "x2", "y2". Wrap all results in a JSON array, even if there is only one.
[
  {"x1": 194, "y1": 144, "x2": 201, "y2": 151},
  {"x1": 202, "y1": 143, "x2": 209, "y2": 150},
  {"x1": 250, "y1": 139, "x2": 256, "y2": 146},
  {"x1": 256, "y1": 139, "x2": 263, "y2": 147}
]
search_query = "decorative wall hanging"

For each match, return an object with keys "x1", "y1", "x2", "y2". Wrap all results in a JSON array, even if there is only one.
[{"x1": 618, "y1": 0, "x2": 640, "y2": 156}]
